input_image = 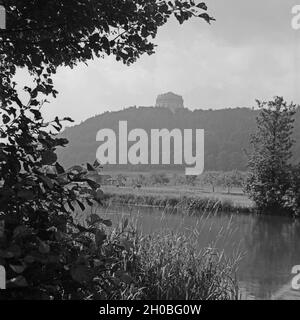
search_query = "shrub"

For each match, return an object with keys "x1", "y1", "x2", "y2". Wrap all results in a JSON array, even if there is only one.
[{"x1": 0, "y1": 80, "x2": 135, "y2": 299}]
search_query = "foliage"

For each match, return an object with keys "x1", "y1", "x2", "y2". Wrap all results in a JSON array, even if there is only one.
[
  {"x1": 149, "y1": 172, "x2": 170, "y2": 185},
  {"x1": 245, "y1": 97, "x2": 297, "y2": 215},
  {"x1": 0, "y1": 0, "x2": 214, "y2": 76},
  {"x1": 284, "y1": 164, "x2": 300, "y2": 217},
  {"x1": 185, "y1": 175, "x2": 197, "y2": 186},
  {"x1": 0, "y1": 0, "x2": 214, "y2": 298},
  {"x1": 199, "y1": 171, "x2": 220, "y2": 192},
  {"x1": 219, "y1": 170, "x2": 245, "y2": 194},
  {"x1": 0, "y1": 84, "x2": 111, "y2": 298}
]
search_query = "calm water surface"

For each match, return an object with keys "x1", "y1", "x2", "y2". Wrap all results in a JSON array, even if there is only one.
[{"x1": 97, "y1": 204, "x2": 300, "y2": 300}]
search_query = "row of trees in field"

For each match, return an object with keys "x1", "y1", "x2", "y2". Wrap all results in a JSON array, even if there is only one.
[{"x1": 195, "y1": 171, "x2": 247, "y2": 193}]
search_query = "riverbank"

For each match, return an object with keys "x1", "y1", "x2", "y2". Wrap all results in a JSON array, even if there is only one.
[{"x1": 102, "y1": 185, "x2": 254, "y2": 214}]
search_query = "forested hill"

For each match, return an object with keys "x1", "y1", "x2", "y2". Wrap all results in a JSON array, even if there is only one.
[{"x1": 57, "y1": 106, "x2": 300, "y2": 172}]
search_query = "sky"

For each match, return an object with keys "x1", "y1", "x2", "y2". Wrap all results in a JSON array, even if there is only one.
[{"x1": 17, "y1": 0, "x2": 300, "y2": 123}]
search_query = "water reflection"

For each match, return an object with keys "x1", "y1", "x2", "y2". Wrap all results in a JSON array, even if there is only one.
[
  {"x1": 239, "y1": 216, "x2": 300, "y2": 299},
  {"x1": 98, "y1": 205, "x2": 300, "y2": 300}
]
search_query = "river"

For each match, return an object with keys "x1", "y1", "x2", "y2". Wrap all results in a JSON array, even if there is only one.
[{"x1": 97, "y1": 204, "x2": 300, "y2": 300}]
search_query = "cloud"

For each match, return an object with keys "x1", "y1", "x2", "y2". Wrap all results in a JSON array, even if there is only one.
[{"x1": 14, "y1": 1, "x2": 300, "y2": 123}]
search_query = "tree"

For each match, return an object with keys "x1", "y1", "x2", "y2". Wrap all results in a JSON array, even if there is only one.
[
  {"x1": 0, "y1": 1, "x2": 214, "y2": 77},
  {"x1": 220, "y1": 170, "x2": 245, "y2": 194},
  {"x1": 185, "y1": 175, "x2": 197, "y2": 186},
  {"x1": 245, "y1": 97, "x2": 297, "y2": 215},
  {"x1": 0, "y1": 1, "x2": 214, "y2": 298},
  {"x1": 200, "y1": 171, "x2": 219, "y2": 193},
  {"x1": 220, "y1": 172, "x2": 234, "y2": 194}
]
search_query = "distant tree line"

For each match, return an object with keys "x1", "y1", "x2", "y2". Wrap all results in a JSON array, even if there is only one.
[{"x1": 116, "y1": 170, "x2": 247, "y2": 194}]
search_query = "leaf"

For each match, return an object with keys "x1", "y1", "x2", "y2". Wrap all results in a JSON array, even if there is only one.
[
  {"x1": 39, "y1": 175, "x2": 54, "y2": 189},
  {"x1": 63, "y1": 117, "x2": 74, "y2": 123},
  {"x1": 67, "y1": 200, "x2": 75, "y2": 212},
  {"x1": 89, "y1": 213, "x2": 101, "y2": 225},
  {"x1": 30, "y1": 99, "x2": 40, "y2": 107},
  {"x1": 41, "y1": 150, "x2": 57, "y2": 165},
  {"x1": 86, "y1": 198, "x2": 94, "y2": 207},
  {"x1": 77, "y1": 200, "x2": 85, "y2": 211},
  {"x1": 69, "y1": 165, "x2": 83, "y2": 173},
  {"x1": 198, "y1": 12, "x2": 214, "y2": 23},
  {"x1": 86, "y1": 179, "x2": 100, "y2": 190},
  {"x1": 76, "y1": 224, "x2": 90, "y2": 233},
  {"x1": 52, "y1": 124, "x2": 61, "y2": 132},
  {"x1": 87, "y1": 163, "x2": 95, "y2": 171},
  {"x1": 101, "y1": 219, "x2": 112, "y2": 227},
  {"x1": 2, "y1": 114, "x2": 10, "y2": 124},
  {"x1": 55, "y1": 162, "x2": 65, "y2": 174},
  {"x1": 88, "y1": 214, "x2": 112, "y2": 227},
  {"x1": 197, "y1": 2, "x2": 207, "y2": 10},
  {"x1": 93, "y1": 159, "x2": 102, "y2": 168}
]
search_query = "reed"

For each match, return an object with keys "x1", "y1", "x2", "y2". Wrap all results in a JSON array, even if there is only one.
[
  {"x1": 110, "y1": 222, "x2": 240, "y2": 300},
  {"x1": 103, "y1": 192, "x2": 252, "y2": 214}
]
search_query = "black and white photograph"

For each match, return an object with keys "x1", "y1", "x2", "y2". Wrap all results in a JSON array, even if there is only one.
[{"x1": 1, "y1": 0, "x2": 300, "y2": 309}]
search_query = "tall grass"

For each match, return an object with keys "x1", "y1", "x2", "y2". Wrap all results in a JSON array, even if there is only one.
[
  {"x1": 103, "y1": 192, "x2": 252, "y2": 214},
  {"x1": 105, "y1": 220, "x2": 240, "y2": 300},
  {"x1": 132, "y1": 233, "x2": 239, "y2": 300},
  {"x1": 73, "y1": 201, "x2": 241, "y2": 300}
]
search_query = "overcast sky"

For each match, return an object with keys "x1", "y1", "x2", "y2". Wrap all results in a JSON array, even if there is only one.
[{"x1": 17, "y1": 0, "x2": 300, "y2": 123}]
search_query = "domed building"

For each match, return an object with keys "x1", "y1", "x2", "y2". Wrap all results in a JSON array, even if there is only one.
[{"x1": 155, "y1": 92, "x2": 184, "y2": 112}]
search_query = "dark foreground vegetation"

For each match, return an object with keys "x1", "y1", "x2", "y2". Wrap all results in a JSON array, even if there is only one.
[
  {"x1": 1, "y1": 0, "x2": 297, "y2": 301},
  {"x1": 0, "y1": 214, "x2": 239, "y2": 299},
  {"x1": 0, "y1": 0, "x2": 240, "y2": 300}
]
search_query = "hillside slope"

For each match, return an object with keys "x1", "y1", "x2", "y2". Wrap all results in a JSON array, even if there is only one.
[{"x1": 57, "y1": 106, "x2": 300, "y2": 171}]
